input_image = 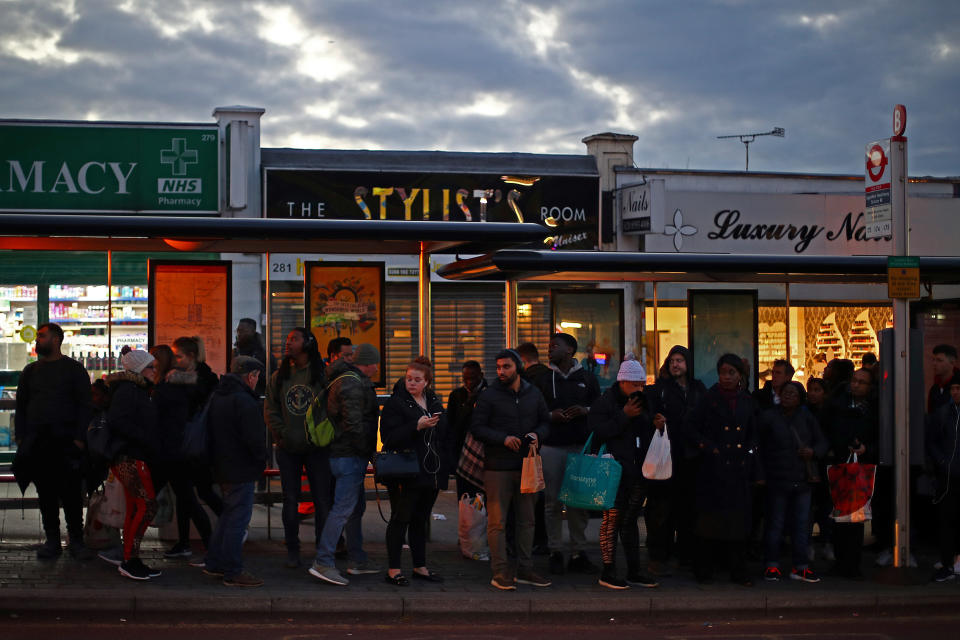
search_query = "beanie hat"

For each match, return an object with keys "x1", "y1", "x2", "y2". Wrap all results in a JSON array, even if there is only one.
[
  {"x1": 231, "y1": 355, "x2": 264, "y2": 376},
  {"x1": 121, "y1": 349, "x2": 155, "y2": 375},
  {"x1": 354, "y1": 343, "x2": 380, "y2": 366},
  {"x1": 495, "y1": 348, "x2": 523, "y2": 371},
  {"x1": 617, "y1": 354, "x2": 646, "y2": 382},
  {"x1": 949, "y1": 371, "x2": 960, "y2": 388}
]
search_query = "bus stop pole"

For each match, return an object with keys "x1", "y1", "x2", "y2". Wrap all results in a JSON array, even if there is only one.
[
  {"x1": 505, "y1": 279, "x2": 518, "y2": 348},
  {"x1": 418, "y1": 242, "x2": 431, "y2": 358},
  {"x1": 107, "y1": 250, "x2": 113, "y2": 372},
  {"x1": 892, "y1": 136, "x2": 910, "y2": 569}
]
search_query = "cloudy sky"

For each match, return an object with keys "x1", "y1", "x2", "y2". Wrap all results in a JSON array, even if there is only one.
[{"x1": 2, "y1": 0, "x2": 958, "y2": 176}]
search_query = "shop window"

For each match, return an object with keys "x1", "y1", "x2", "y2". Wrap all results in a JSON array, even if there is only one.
[
  {"x1": 644, "y1": 305, "x2": 688, "y2": 382},
  {"x1": 913, "y1": 300, "x2": 960, "y2": 393},
  {"x1": 800, "y1": 304, "x2": 892, "y2": 381},
  {"x1": 551, "y1": 289, "x2": 624, "y2": 392}
]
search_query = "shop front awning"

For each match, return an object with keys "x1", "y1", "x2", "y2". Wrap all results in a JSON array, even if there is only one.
[
  {"x1": 0, "y1": 214, "x2": 550, "y2": 255},
  {"x1": 436, "y1": 249, "x2": 960, "y2": 285}
]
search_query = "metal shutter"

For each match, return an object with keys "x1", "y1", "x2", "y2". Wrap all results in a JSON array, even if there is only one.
[
  {"x1": 431, "y1": 284, "x2": 505, "y2": 399},
  {"x1": 383, "y1": 283, "x2": 418, "y2": 393}
]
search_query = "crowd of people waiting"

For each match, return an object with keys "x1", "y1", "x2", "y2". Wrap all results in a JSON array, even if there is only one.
[{"x1": 12, "y1": 319, "x2": 960, "y2": 591}]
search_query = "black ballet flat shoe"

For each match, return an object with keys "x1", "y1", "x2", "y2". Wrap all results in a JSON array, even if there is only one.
[
  {"x1": 412, "y1": 571, "x2": 444, "y2": 583},
  {"x1": 384, "y1": 573, "x2": 410, "y2": 586}
]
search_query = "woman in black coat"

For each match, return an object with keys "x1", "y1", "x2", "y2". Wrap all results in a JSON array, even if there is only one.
[
  {"x1": 171, "y1": 336, "x2": 224, "y2": 519},
  {"x1": 378, "y1": 356, "x2": 452, "y2": 586},
  {"x1": 149, "y1": 344, "x2": 215, "y2": 559},
  {"x1": 685, "y1": 353, "x2": 760, "y2": 586}
]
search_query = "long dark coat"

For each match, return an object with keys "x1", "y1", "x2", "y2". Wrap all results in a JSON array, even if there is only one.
[{"x1": 684, "y1": 384, "x2": 760, "y2": 540}]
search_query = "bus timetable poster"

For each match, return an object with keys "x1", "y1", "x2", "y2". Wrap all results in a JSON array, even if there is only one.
[{"x1": 149, "y1": 261, "x2": 232, "y2": 376}]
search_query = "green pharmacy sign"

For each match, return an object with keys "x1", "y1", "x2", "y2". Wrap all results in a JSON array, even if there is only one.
[{"x1": 0, "y1": 121, "x2": 219, "y2": 214}]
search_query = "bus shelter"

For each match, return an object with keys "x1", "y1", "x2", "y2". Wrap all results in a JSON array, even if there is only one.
[
  {"x1": 438, "y1": 248, "x2": 960, "y2": 576},
  {"x1": 0, "y1": 213, "x2": 549, "y2": 368}
]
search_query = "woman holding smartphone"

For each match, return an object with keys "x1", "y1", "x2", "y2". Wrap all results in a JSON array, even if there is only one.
[{"x1": 379, "y1": 356, "x2": 452, "y2": 586}]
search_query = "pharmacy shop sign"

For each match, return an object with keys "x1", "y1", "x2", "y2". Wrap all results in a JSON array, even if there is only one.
[{"x1": 0, "y1": 121, "x2": 219, "y2": 214}]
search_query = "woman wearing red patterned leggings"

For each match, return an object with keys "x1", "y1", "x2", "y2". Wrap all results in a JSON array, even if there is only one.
[
  {"x1": 106, "y1": 350, "x2": 162, "y2": 581},
  {"x1": 589, "y1": 357, "x2": 661, "y2": 590}
]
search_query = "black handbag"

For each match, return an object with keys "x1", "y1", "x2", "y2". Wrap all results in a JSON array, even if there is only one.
[
  {"x1": 86, "y1": 413, "x2": 115, "y2": 463},
  {"x1": 374, "y1": 449, "x2": 420, "y2": 483}
]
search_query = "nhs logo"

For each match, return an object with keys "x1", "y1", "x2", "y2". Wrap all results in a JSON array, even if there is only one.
[{"x1": 158, "y1": 178, "x2": 202, "y2": 193}]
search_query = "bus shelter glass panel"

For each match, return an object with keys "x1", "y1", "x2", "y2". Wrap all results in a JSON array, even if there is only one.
[{"x1": 551, "y1": 289, "x2": 624, "y2": 392}]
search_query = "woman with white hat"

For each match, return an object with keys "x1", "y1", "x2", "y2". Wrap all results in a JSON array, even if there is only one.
[
  {"x1": 588, "y1": 355, "x2": 663, "y2": 590},
  {"x1": 105, "y1": 349, "x2": 161, "y2": 581}
]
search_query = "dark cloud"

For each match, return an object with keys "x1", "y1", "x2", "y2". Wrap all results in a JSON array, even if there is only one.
[{"x1": 1, "y1": 0, "x2": 957, "y2": 175}]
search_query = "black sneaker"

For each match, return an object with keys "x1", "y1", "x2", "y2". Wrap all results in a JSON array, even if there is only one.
[
  {"x1": 567, "y1": 552, "x2": 598, "y2": 574},
  {"x1": 130, "y1": 558, "x2": 162, "y2": 578},
  {"x1": 764, "y1": 566, "x2": 783, "y2": 582},
  {"x1": 933, "y1": 566, "x2": 956, "y2": 583},
  {"x1": 163, "y1": 542, "x2": 192, "y2": 559},
  {"x1": 119, "y1": 560, "x2": 150, "y2": 581},
  {"x1": 548, "y1": 551, "x2": 565, "y2": 574},
  {"x1": 625, "y1": 572, "x2": 659, "y2": 588},
  {"x1": 68, "y1": 540, "x2": 95, "y2": 561},
  {"x1": 36, "y1": 539, "x2": 62, "y2": 560},
  {"x1": 598, "y1": 568, "x2": 630, "y2": 590},
  {"x1": 790, "y1": 567, "x2": 820, "y2": 584}
]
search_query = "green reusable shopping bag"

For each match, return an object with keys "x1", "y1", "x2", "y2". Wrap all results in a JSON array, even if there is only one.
[{"x1": 557, "y1": 433, "x2": 623, "y2": 510}]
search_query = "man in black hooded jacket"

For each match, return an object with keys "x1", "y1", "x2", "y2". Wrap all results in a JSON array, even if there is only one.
[{"x1": 644, "y1": 345, "x2": 706, "y2": 571}]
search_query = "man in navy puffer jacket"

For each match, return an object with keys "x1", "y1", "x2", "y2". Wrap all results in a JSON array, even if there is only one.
[{"x1": 470, "y1": 349, "x2": 550, "y2": 590}]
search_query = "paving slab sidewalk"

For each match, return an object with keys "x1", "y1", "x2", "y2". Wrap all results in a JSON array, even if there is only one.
[{"x1": 0, "y1": 489, "x2": 955, "y2": 619}]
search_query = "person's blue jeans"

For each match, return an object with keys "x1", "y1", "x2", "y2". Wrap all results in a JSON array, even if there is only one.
[
  {"x1": 314, "y1": 456, "x2": 366, "y2": 568},
  {"x1": 206, "y1": 482, "x2": 255, "y2": 579},
  {"x1": 763, "y1": 482, "x2": 813, "y2": 570},
  {"x1": 276, "y1": 446, "x2": 332, "y2": 553}
]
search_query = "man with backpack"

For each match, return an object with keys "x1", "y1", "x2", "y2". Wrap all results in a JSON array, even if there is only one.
[{"x1": 309, "y1": 343, "x2": 380, "y2": 586}]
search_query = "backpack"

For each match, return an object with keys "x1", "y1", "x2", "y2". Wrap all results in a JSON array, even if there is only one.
[
  {"x1": 181, "y1": 396, "x2": 214, "y2": 465},
  {"x1": 304, "y1": 373, "x2": 360, "y2": 447}
]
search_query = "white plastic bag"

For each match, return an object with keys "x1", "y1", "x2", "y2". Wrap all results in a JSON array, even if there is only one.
[
  {"x1": 458, "y1": 493, "x2": 489, "y2": 561},
  {"x1": 97, "y1": 470, "x2": 127, "y2": 529},
  {"x1": 642, "y1": 424, "x2": 673, "y2": 480}
]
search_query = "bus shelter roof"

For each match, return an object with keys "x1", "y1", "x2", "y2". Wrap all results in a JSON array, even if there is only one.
[
  {"x1": 436, "y1": 249, "x2": 960, "y2": 285},
  {"x1": 0, "y1": 214, "x2": 550, "y2": 254}
]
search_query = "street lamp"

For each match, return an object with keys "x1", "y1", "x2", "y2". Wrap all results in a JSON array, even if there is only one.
[{"x1": 717, "y1": 127, "x2": 785, "y2": 171}]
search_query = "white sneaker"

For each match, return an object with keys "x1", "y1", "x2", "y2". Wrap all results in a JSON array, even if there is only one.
[
  {"x1": 309, "y1": 562, "x2": 349, "y2": 586},
  {"x1": 875, "y1": 548, "x2": 893, "y2": 567}
]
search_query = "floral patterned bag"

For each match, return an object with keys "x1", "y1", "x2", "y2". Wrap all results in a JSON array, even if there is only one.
[{"x1": 827, "y1": 453, "x2": 877, "y2": 523}]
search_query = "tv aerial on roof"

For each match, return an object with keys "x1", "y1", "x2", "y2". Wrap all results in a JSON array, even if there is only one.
[{"x1": 717, "y1": 127, "x2": 785, "y2": 171}]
